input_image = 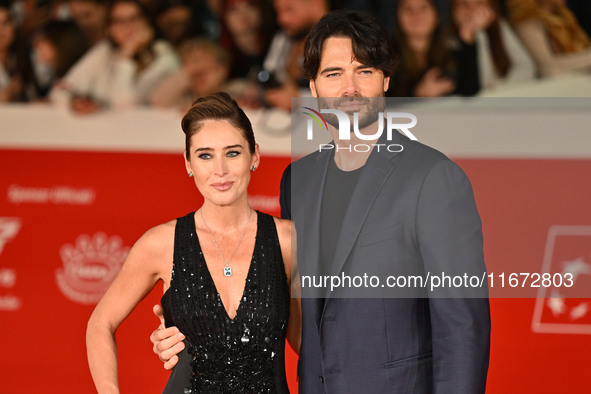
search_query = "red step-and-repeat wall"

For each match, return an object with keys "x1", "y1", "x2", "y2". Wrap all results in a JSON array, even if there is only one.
[{"x1": 1, "y1": 150, "x2": 590, "y2": 392}]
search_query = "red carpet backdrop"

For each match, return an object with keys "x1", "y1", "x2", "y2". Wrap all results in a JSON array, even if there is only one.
[{"x1": 1, "y1": 103, "x2": 590, "y2": 393}]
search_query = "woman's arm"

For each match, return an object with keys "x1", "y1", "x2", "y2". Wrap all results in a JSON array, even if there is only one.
[
  {"x1": 110, "y1": 41, "x2": 180, "y2": 108},
  {"x1": 49, "y1": 41, "x2": 110, "y2": 107},
  {"x1": 149, "y1": 68, "x2": 191, "y2": 109},
  {"x1": 275, "y1": 217, "x2": 301, "y2": 355},
  {"x1": 499, "y1": 19, "x2": 536, "y2": 82},
  {"x1": 514, "y1": 19, "x2": 591, "y2": 76},
  {"x1": 131, "y1": 41, "x2": 180, "y2": 106},
  {"x1": 86, "y1": 222, "x2": 173, "y2": 393}
]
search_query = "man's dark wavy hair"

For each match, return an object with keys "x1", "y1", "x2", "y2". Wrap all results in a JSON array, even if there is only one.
[{"x1": 303, "y1": 10, "x2": 399, "y2": 80}]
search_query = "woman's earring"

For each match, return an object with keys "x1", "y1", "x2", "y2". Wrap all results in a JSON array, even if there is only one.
[
  {"x1": 188, "y1": 171, "x2": 193, "y2": 177},
  {"x1": 251, "y1": 166, "x2": 257, "y2": 172}
]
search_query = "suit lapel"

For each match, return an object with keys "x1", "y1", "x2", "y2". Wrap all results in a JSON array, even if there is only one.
[
  {"x1": 297, "y1": 149, "x2": 332, "y2": 324},
  {"x1": 329, "y1": 151, "x2": 397, "y2": 278},
  {"x1": 320, "y1": 133, "x2": 404, "y2": 320},
  {"x1": 300, "y1": 150, "x2": 330, "y2": 275}
]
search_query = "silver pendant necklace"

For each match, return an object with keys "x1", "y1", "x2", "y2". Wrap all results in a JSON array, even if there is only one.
[{"x1": 200, "y1": 208, "x2": 253, "y2": 277}]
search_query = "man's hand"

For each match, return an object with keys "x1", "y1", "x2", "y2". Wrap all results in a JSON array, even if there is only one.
[{"x1": 150, "y1": 304, "x2": 185, "y2": 370}]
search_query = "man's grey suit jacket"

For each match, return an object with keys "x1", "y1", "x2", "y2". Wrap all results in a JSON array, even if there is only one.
[{"x1": 283, "y1": 131, "x2": 491, "y2": 394}]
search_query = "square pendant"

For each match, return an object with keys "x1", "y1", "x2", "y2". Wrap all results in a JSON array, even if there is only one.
[{"x1": 224, "y1": 266, "x2": 232, "y2": 277}]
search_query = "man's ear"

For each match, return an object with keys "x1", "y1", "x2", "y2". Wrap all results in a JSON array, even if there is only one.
[
  {"x1": 309, "y1": 79, "x2": 318, "y2": 98},
  {"x1": 383, "y1": 76, "x2": 390, "y2": 93}
]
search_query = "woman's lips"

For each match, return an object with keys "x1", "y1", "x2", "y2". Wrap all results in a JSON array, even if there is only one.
[{"x1": 211, "y1": 182, "x2": 234, "y2": 191}]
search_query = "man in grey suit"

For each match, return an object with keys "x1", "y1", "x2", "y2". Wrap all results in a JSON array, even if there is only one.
[
  {"x1": 152, "y1": 10, "x2": 490, "y2": 393},
  {"x1": 286, "y1": 10, "x2": 490, "y2": 393}
]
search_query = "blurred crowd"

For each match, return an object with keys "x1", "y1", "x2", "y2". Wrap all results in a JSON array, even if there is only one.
[{"x1": 0, "y1": 0, "x2": 590, "y2": 113}]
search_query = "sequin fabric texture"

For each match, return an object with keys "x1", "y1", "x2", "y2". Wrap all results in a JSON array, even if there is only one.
[{"x1": 162, "y1": 211, "x2": 290, "y2": 393}]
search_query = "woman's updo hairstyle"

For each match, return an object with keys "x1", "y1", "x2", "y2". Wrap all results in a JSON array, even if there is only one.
[{"x1": 181, "y1": 92, "x2": 256, "y2": 159}]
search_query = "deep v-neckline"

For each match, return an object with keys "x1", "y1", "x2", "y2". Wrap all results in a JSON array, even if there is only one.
[{"x1": 192, "y1": 211, "x2": 259, "y2": 321}]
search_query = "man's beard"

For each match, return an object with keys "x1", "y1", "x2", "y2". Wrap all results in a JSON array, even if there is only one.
[{"x1": 317, "y1": 96, "x2": 386, "y2": 132}]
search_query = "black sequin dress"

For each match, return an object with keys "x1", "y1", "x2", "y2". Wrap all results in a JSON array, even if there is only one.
[{"x1": 161, "y1": 211, "x2": 290, "y2": 393}]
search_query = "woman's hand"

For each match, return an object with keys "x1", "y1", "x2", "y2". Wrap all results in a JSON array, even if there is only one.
[
  {"x1": 454, "y1": 2, "x2": 495, "y2": 44},
  {"x1": 119, "y1": 21, "x2": 154, "y2": 58},
  {"x1": 413, "y1": 68, "x2": 456, "y2": 97}
]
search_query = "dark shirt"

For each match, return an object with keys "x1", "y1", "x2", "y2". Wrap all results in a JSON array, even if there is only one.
[{"x1": 319, "y1": 155, "x2": 363, "y2": 279}]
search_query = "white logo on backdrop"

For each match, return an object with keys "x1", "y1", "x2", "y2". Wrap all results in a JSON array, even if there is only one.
[
  {"x1": 0, "y1": 269, "x2": 16, "y2": 288},
  {"x1": 56, "y1": 233, "x2": 130, "y2": 304},
  {"x1": 0, "y1": 217, "x2": 22, "y2": 255},
  {"x1": 0, "y1": 218, "x2": 22, "y2": 311},
  {"x1": 532, "y1": 226, "x2": 591, "y2": 334},
  {"x1": 0, "y1": 268, "x2": 21, "y2": 311},
  {"x1": 545, "y1": 257, "x2": 591, "y2": 320},
  {"x1": 7, "y1": 185, "x2": 95, "y2": 205}
]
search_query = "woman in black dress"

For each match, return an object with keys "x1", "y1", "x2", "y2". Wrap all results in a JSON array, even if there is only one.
[{"x1": 87, "y1": 92, "x2": 300, "y2": 393}]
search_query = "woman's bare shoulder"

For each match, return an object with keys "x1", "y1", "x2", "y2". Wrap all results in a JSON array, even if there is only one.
[{"x1": 131, "y1": 219, "x2": 177, "y2": 260}]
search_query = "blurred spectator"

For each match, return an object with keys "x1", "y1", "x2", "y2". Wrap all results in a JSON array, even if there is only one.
[
  {"x1": 25, "y1": 20, "x2": 88, "y2": 99},
  {"x1": 12, "y1": 0, "x2": 64, "y2": 37},
  {"x1": 330, "y1": 0, "x2": 397, "y2": 34},
  {"x1": 0, "y1": 1, "x2": 22, "y2": 102},
  {"x1": 150, "y1": 38, "x2": 230, "y2": 110},
  {"x1": 67, "y1": 0, "x2": 108, "y2": 47},
  {"x1": 260, "y1": 0, "x2": 327, "y2": 110},
  {"x1": 155, "y1": 0, "x2": 195, "y2": 47},
  {"x1": 507, "y1": 0, "x2": 591, "y2": 76},
  {"x1": 151, "y1": 0, "x2": 220, "y2": 43},
  {"x1": 188, "y1": 0, "x2": 223, "y2": 40},
  {"x1": 50, "y1": 0, "x2": 179, "y2": 114},
  {"x1": 135, "y1": 0, "x2": 162, "y2": 16},
  {"x1": 389, "y1": 0, "x2": 456, "y2": 97},
  {"x1": 330, "y1": 0, "x2": 452, "y2": 35},
  {"x1": 10, "y1": 0, "x2": 71, "y2": 102},
  {"x1": 451, "y1": 0, "x2": 535, "y2": 90},
  {"x1": 220, "y1": 0, "x2": 276, "y2": 79},
  {"x1": 205, "y1": 0, "x2": 224, "y2": 16}
]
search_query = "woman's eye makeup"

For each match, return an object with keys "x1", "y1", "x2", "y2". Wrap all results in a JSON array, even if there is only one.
[{"x1": 196, "y1": 150, "x2": 242, "y2": 160}]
